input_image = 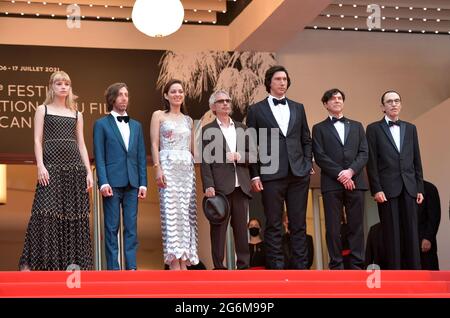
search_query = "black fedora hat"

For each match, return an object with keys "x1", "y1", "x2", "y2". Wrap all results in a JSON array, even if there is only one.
[{"x1": 202, "y1": 192, "x2": 230, "y2": 225}]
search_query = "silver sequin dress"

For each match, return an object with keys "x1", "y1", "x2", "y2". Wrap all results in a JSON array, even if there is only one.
[{"x1": 159, "y1": 116, "x2": 199, "y2": 265}]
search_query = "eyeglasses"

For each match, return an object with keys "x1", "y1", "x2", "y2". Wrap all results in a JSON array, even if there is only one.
[
  {"x1": 384, "y1": 99, "x2": 401, "y2": 105},
  {"x1": 215, "y1": 98, "x2": 231, "y2": 104}
]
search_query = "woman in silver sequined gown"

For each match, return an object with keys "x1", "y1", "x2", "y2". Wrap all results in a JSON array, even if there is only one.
[{"x1": 150, "y1": 79, "x2": 198, "y2": 270}]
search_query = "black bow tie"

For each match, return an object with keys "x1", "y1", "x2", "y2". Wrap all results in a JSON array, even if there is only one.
[
  {"x1": 331, "y1": 116, "x2": 346, "y2": 123},
  {"x1": 272, "y1": 98, "x2": 287, "y2": 106},
  {"x1": 388, "y1": 120, "x2": 400, "y2": 127},
  {"x1": 117, "y1": 115, "x2": 129, "y2": 123}
]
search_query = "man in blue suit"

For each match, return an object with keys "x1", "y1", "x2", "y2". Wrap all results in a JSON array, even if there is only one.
[{"x1": 93, "y1": 83, "x2": 147, "y2": 270}]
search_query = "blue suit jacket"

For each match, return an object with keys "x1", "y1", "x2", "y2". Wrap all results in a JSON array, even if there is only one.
[{"x1": 93, "y1": 114, "x2": 147, "y2": 189}]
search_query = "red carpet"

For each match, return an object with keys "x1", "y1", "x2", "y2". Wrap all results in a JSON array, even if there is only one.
[{"x1": 1, "y1": 270, "x2": 450, "y2": 298}]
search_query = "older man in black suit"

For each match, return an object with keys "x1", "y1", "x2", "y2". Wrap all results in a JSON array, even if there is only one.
[
  {"x1": 201, "y1": 90, "x2": 252, "y2": 270},
  {"x1": 312, "y1": 88, "x2": 368, "y2": 269},
  {"x1": 246, "y1": 65, "x2": 313, "y2": 269},
  {"x1": 366, "y1": 90, "x2": 424, "y2": 269}
]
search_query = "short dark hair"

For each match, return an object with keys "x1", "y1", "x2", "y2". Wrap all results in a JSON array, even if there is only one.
[
  {"x1": 381, "y1": 90, "x2": 402, "y2": 105},
  {"x1": 321, "y1": 88, "x2": 346, "y2": 104},
  {"x1": 264, "y1": 65, "x2": 291, "y2": 93},
  {"x1": 105, "y1": 82, "x2": 128, "y2": 112},
  {"x1": 162, "y1": 79, "x2": 187, "y2": 114}
]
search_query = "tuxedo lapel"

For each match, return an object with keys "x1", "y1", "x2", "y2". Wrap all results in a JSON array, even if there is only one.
[
  {"x1": 260, "y1": 98, "x2": 283, "y2": 136},
  {"x1": 343, "y1": 119, "x2": 351, "y2": 145},
  {"x1": 128, "y1": 120, "x2": 136, "y2": 152},
  {"x1": 399, "y1": 121, "x2": 406, "y2": 153},
  {"x1": 107, "y1": 115, "x2": 127, "y2": 151},
  {"x1": 286, "y1": 100, "x2": 297, "y2": 136},
  {"x1": 325, "y1": 118, "x2": 344, "y2": 146},
  {"x1": 380, "y1": 119, "x2": 399, "y2": 152}
]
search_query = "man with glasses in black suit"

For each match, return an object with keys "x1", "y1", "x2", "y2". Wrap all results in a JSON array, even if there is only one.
[{"x1": 366, "y1": 90, "x2": 424, "y2": 269}]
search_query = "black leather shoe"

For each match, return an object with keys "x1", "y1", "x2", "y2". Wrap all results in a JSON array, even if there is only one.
[{"x1": 237, "y1": 266, "x2": 249, "y2": 270}]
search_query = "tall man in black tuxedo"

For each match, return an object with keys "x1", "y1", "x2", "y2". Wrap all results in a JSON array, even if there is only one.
[
  {"x1": 201, "y1": 90, "x2": 252, "y2": 270},
  {"x1": 366, "y1": 90, "x2": 424, "y2": 269},
  {"x1": 246, "y1": 65, "x2": 313, "y2": 269},
  {"x1": 312, "y1": 89, "x2": 368, "y2": 269}
]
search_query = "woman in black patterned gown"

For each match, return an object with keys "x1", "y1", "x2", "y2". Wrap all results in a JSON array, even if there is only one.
[{"x1": 19, "y1": 71, "x2": 94, "y2": 271}]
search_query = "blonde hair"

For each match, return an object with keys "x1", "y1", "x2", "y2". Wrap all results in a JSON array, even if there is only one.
[{"x1": 43, "y1": 71, "x2": 78, "y2": 111}]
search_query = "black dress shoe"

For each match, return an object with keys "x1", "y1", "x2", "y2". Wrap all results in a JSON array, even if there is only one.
[{"x1": 237, "y1": 266, "x2": 249, "y2": 270}]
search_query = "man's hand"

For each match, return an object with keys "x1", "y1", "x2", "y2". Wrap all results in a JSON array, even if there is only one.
[
  {"x1": 138, "y1": 187, "x2": 147, "y2": 199},
  {"x1": 100, "y1": 185, "x2": 113, "y2": 197},
  {"x1": 374, "y1": 191, "x2": 387, "y2": 203},
  {"x1": 417, "y1": 193, "x2": 424, "y2": 204},
  {"x1": 421, "y1": 238, "x2": 431, "y2": 253},
  {"x1": 251, "y1": 179, "x2": 264, "y2": 192},
  {"x1": 337, "y1": 169, "x2": 354, "y2": 184},
  {"x1": 226, "y1": 152, "x2": 241, "y2": 162},
  {"x1": 343, "y1": 179, "x2": 355, "y2": 191},
  {"x1": 205, "y1": 187, "x2": 215, "y2": 198}
]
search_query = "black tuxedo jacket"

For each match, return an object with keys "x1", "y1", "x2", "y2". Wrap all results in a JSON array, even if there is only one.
[
  {"x1": 418, "y1": 181, "x2": 441, "y2": 242},
  {"x1": 246, "y1": 97, "x2": 312, "y2": 182},
  {"x1": 366, "y1": 118, "x2": 424, "y2": 198},
  {"x1": 200, "y1": 120, "x2": 252, "y2": 198},
  {"x1": 312, "y1": 117, "x2": 368, "y2": 193}
]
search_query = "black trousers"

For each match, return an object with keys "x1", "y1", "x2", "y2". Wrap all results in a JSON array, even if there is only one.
[
  {"x1": 261, "y1": 173, "x2": 310, "y2": 269},
  {"x1": 322, "y1": 190, "x2": 365, "y2": 269},
  {"x1": 210, "y1": 187, "x2": 250, "y2": 269},
  {"x1": 378, "y1": 187, "x2": 421, "y2": 269}
]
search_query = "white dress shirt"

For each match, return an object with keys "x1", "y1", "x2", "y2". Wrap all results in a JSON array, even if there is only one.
[
  {"x1": 268, "y1": 95, "x2": 290, "y2": 136},
  {"x1": 110, "y1": 110, "x2": 130, "y2": 151},
  {"x1": 217, "y1": 117, "x2": 239, "y2": 187},
  {"x1": 385, "y1": 115, "x2": 400, "y2": 151},
  {"x1": 251, "y1": 96, "x2": 290, "y2": 182},
  {"x1": 330, "y1": 115, "x2": 345, "y2": 144}
]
